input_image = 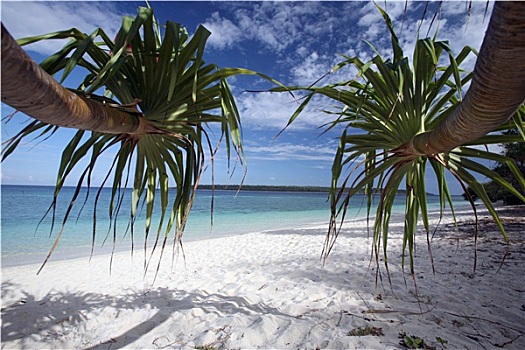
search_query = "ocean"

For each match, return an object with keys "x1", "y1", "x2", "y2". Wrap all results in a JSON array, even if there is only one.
[{"x1": 1, "y1": 185, "x2": 462, "y2": 267}]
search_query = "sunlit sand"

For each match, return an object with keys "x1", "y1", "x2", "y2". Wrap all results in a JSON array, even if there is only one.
[{"x1": 2, "y1": 205, "x2": 523, "y2": 349}]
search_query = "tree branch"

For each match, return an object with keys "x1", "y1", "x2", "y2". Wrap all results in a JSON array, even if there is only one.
[
  {"x1": 1, "y1": 24, "x2": 156, "y2": 135},
  {"x1": 411, "y1": 2, "x2": 525, "y2": 155}
]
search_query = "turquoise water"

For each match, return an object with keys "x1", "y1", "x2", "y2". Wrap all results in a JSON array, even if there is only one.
[{"x1": 1, "y1": 185, "x2": 461, "y2": 266}]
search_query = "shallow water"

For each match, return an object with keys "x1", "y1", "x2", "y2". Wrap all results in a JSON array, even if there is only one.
[{"x1": 1, "y1": 185, "x2": 463, "y2": 266}]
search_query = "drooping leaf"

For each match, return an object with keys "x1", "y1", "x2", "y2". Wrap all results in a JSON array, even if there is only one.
[
  {"x1": 272, "y1": 4, "x2": 524, "y2": 275},
  {"x1": 2, "y1": 6, "x2": 278, "y2": 276}
]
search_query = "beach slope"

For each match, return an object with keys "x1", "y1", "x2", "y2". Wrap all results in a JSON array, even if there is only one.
[{"x1": 2, "y1": 206, "x2": 524, "y2": 349}]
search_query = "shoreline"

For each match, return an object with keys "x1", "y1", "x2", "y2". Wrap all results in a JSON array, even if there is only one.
[
  {"x1": 1, "y1": 203, "x2": 475, "y2": 269},
  {"x1": 0, "y1": 216, "x2": 333, "y2": 269},
  {"x1": 2, "y1": 205, "x2": 523, "y2": 349}
]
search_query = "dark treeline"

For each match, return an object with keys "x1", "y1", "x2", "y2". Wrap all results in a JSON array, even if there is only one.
[
  {"x1": 197, "y1": 184, "x2": 331, "y2": 193},
  {"x1": 197, "y1": 185, "x2": 426, "y2": 195}
]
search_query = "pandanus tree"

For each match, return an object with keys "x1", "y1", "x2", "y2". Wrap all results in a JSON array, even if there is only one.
[
  {"x1": 273, "y1": 2, "x2": 525, "y2": 273},
  {"x1": 1, "y1": 7, "x2": 274, "y2": 275}
]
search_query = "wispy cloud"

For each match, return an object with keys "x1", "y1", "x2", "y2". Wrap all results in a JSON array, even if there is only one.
[
  {"x1": 205, "y1": 1, "x2": 493, "y2": 124},
  {"x1": 352, "y1": 1, "x2": 491, "y2": 70},
  {"x1": 231, "y1": 1, "x2": 321, "y2": 52},
  {"x1": 237, "y1": 91, "x2": 342, "y2": 131},
  {"x1": 2, "y1": 2, "x2": 125, "y2": 55},
  {"x1": 291, "y1": 51, "x2": 333, "y2": 86},
  {"x1": 203, "y1": 1, "x2": 343, "y2": 55},
  {"x1": 246, "y1": 141, "x2": 336, "y2": 162},
  {"x1": 202, "y1": 12, "x2": 243, "y2": 50},
  {"x1": 1, "y1": 1, "x2": 499, "y2": 190}
]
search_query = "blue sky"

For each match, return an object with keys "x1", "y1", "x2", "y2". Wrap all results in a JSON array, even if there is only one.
[{"x1": 1, "y1": 1, "x2": 496, "y2": 193}]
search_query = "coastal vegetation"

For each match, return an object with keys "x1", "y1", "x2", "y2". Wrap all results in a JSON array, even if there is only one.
[
  {"x1": 272, "y1": 2, "x2": 524, "y2": 272},
  {"x1": 197, "y1": 184, "x2": 332, "y2": 193},
  {"x1": 1, "y1": 6, "x2": 278, "y2": 274},
  {"x1": 2, "y1": 4, "x2": 524, "y2": 349},
  {"x1": 464, "y1": 129, "x2": 525, "y2": 205},
  {"x1": 197, "y1": 184, "x2": 435, "y2": 196},
  {"x1": 1, "y1": 2, "x2": 524, "y2": 275}
]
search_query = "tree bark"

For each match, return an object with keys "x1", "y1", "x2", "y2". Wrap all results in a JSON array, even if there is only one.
[
  {"x1": 411, "y1": 1, "x2": 525, "y2": 155},
  {"x1": 1, "y1": 24, "x2": 155, "y2": 135}
]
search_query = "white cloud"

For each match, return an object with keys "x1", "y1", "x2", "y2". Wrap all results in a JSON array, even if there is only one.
[
  {"x1": 398, "y1": 2, "x2": 491, "y2": 71},
  {"x1": 202, "y1": 12, "x2": 243, "y2": 50},
  {"x1": 295, "y1": 45, "x2": 309, "y2": 58},
  {"x1": 291, "y1": 51, "x2": 327, "y2": 85},
  {"x1": 357, "y1": 1, "x2": 408, "y2": 38},
  {"x1": 246, "y1": 141, "x2": 336, "y2": 162},
  {"x1": 1, "y1": 1, "x2": 124, "y2": 55},
  {"x1": 201, "y1": 1, "x2": 336, "y2": 54},
  {"x1": 348, "y1": 1, "x2": 491, "y2": 73},
  {"x1": 237, "y1": 91, "x2": 338, "y2": 131},
  {"x1": 237, "y1": 92, "x2": 300, "y2": 130},
  {"x1": 233, "y1": 9, "x2": 287, "y2": 52}
]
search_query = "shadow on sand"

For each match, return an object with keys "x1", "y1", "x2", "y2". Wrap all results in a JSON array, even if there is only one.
[{"x1": 1, "y1": 281, "x2": 291, "y2": 349}]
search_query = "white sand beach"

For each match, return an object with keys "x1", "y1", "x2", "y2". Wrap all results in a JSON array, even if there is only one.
[{"x1": 1, "y1": 205, "x2": 524, "y2": 349}]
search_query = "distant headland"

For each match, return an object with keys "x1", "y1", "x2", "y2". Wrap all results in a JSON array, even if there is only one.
[
  {"x1": 197, "y1": 184, "x2": 331, "y2": 193},
  {"x1": 196, "y1": 184, "x2": 433, "y2": 195}
]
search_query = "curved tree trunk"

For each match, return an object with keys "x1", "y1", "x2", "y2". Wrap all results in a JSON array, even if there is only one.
[
  {"x1": 410, "y1": 1, "x2": 525, "y2": 155},
  {"x1": 1, "y1": 24, "x2": 156, "y2": 135}
]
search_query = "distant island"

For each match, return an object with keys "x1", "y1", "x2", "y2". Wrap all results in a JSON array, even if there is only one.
[
  {"x1": 196, "y1": 184, "x2": 435, "y2": 196},
  {"x1": 197, "y1": 184, "x2": 331, "y2": 193}
]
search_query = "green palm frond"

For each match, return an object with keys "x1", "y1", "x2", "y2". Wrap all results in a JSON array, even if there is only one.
[
  {"x1": 2, "y1": 6, "x2": 277, "y2": 277},
  {"x1": 272, "y1": 5, "x2": 525, "y2": 275}
]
